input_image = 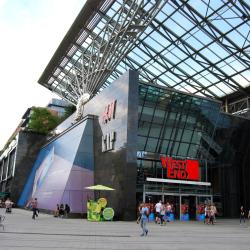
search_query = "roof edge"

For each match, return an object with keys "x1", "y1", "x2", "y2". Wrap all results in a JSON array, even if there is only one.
[{"x1": 38, "y1": 0, "x2": 104, "y2": 87}]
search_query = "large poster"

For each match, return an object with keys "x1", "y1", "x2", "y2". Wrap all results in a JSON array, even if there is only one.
[{"x1": 18, "y1": 119, "x2": 94, "y2": 213}]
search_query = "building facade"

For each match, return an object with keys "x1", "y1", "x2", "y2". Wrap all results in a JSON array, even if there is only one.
[{"x1": 18, "y1": 70, "x2": 250, "y2": 220}]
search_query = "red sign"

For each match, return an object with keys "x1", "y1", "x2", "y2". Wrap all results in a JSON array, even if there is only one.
[
  {"x1": 102, "y1": 100, "x2": 117, "y2": 124},
  {"x1": 160, "y1": 156, "x2": 200, "y2": 181}
]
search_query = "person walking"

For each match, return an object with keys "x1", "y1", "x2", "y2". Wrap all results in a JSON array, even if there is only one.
[
  {"x1": 204, "y1": 205, "x2": 210, "y2": 224},
  {"x1": 240, "y1": 205, "x2": 245, "y2": 224},
  {"x1": 5, "y1": 198, "x2": 13, "y2": 213},
  {"x1": 59, "y1": 204, "x2": 64, "y2": 218},
  {"x1": 54, "y1": 204, "x2": 60, "y2": 217},
  {"x1": 64, "y1": 204, "x2": 70, "y2": 218},
  {"x1": 27, "y1": 198, "x2": 38, "y2": 220},
  {"x1": 155, "y1": 200, "x2": 162, "y2": 224},
  {"x1": 139, "y1": 202, "x2": 149, "y2": 236}
]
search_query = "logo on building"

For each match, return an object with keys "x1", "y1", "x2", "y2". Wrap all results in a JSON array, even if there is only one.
[
  {"x1": 160, "y1": 156, "x2": 200, "y2": 181},
  {"x1": 102, "y1": 131, "x2": 116, "y2": 152},
  {"x1": 102, "y1": 100, "x2": 117, "y2": 124}
]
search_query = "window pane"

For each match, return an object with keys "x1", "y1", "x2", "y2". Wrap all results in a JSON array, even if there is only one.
[
  {"x1": 138, "y1": 121, "x2": 150, "y2": 136},
  {"x1": 176, "y1": 129, "x2": 183, "y2": 141},
  {"x1": 164, "y1": 127, "x2": 173, "y2": 139},
  {"x1": 191, "y1": 131, "x2": 201, "y2": 144},
  {"x1": 177, "y1": 143, "x2": 189, "y2": 157},
  {"x1": 154, "y1": 109, "x2": 166, "y2": 124},
  {"x1": 188, "y1": 144, "x2": 198, "y2": 158},
  {"x1": 145, "y1": 138, "x2": 158, "y2": 152},
  {"x1": 137, "y1": 136, "x2": 147, "y2": 150},
  {"x1": 149, "y1": 124, "x2": 162, "y2": 138},
  {"x1": 182, "y1": 129, "x2": 193, "y2": 142},
  {"x1": 158, "y1": 140, "x2": 169, "y2": 154},
  {"x1": 172, "y1": 142, "x2": 179, "y2": 155},
  {"x1": 141, "y1": 107, "x2": 154, "y2": 121}
]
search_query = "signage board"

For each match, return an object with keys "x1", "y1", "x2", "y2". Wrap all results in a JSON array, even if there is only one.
[{"x1": 160, "y1": 156, "x2": 200, "y2": 181}]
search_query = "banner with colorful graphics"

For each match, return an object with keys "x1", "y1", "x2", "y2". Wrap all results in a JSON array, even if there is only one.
[
  {"x1": 87, "y1": 197, "x2": 114, "y2": 221},
  {"x1": 87, "y1": 200, "x2": 101, "y2": 221}
]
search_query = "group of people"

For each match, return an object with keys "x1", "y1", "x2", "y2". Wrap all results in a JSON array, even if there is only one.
[
  {"x1": 0, "y1": 198, "x2": 14, "y2": 213},
  {"x1": 54, "y1": 204, "x2": 70, "y2": 218},
  {"x1": 26, "y1": 199, "x2": 71, "y2": 220},
  {"x1": 137, "y1": 200, "x2": 174, "y2": 236},
  {"x1": 154, "y1": 200, "x2": 172, "y2": 225}
]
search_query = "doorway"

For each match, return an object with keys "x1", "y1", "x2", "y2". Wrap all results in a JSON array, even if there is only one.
[{"x1": 181, "y1": 196, "x2": 196, "y2": 220}]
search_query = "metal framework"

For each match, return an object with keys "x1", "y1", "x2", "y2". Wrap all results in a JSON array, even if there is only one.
[
  {"x1": 39, "y1": 0, "x2": 250, "y2": 114},
  {"x1": 223, "y1": 96, "x2": 250, "y2": 116}
]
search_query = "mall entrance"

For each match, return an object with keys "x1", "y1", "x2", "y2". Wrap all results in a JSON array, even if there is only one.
[{"x1": 142, "y1": 180, "x2": 212, "y2": 220}]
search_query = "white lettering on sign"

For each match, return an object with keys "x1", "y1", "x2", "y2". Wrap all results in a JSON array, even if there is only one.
[{"x1": 102, "y1": 131, "x2": 116, "y2": 152}]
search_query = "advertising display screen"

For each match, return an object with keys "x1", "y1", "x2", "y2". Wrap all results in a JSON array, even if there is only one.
[{"x1": 161, "y1": 156, "x2": 200, "y2": 181}]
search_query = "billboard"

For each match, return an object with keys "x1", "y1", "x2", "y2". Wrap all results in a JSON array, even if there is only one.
[
  {"x1": 161, "y1": 156, "x2": 200, "y2": 181},
  {"x1": 18, "y1": 118, "x2": 94, "y2": 213}
]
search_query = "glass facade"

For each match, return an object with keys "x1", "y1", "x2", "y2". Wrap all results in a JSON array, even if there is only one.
[
  {"x1": 136, "y1": 82, "x2": 250, "y2": 218},
  {"x1": 137, "y1": 83, "x2": 221, "y2": 182},
  {"x1": 209, "y1": 113, "x2": 250, "y2": 217}
]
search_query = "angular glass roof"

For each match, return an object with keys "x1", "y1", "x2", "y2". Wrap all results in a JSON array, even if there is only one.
[{"x1": 39, "y1": 0, "x2": 250, "y2": 105}]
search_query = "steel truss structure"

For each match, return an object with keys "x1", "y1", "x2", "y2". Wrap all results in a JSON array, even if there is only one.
[{"x1": 39, "y1": 0, "x2": 250, "y2": 114}]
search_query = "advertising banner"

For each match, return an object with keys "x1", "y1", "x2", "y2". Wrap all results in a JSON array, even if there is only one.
[{"x1": 161, "y1": 156, "x2": 200, "y2": 181}]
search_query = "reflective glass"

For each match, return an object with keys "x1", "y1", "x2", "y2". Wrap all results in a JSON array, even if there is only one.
[
  {"x1": 145, "y1": 138, "x2": 158, "y2": 152},
  {"x1": 149, "y1": 124, "x2": 162, "y2": 138},
  {"x1": 177, "y1": 143, "x2": 189, "y2": 157}
]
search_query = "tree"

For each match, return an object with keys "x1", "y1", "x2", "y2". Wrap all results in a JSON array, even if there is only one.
[{"x1": 27, "y1": 107, "x2": 62, "y2": 134}]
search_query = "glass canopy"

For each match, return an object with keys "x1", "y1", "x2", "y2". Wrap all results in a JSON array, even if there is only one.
[{"x1": 39, "y1": 0, "x2": 250, "y2": 105}]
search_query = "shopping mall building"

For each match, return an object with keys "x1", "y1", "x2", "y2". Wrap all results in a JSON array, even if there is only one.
[{"x1": 16, "y1": 0, "x2": 250, "y2": 220}]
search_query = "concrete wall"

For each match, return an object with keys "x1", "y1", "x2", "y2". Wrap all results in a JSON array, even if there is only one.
[{"x1": 11, "y1": 131, "x2": 46, "y2": 203}]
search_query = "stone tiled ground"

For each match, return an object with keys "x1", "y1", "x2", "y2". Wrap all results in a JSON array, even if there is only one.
[{"x1": 0, "y1": 208, "x2": 249, "y2": 250}]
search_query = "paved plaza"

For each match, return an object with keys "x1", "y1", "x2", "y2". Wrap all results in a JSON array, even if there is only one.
[{"x1": 0, "y1": 208, "x2": 249, "y2": 250}]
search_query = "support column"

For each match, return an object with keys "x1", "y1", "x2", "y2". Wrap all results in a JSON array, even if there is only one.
[{"x1": 225, "y1": 98, "x2": 228, "y2": 113}]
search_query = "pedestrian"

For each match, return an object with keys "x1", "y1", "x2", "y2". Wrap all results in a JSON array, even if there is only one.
[
  {"x1": 54, "y1": 204, "x2": 60, "y2": 217},
  {"x1": 154, "y1": 200, "x2": 162, "y2": 224},
  {"x1": 211, "y1": 204, "x2": 217, "y2": 223},
  {"x1": 240, "y1": 205, "x2": 245, "y2": 223},
  {"x1": 210, "y1": 205, "x2": 215, "y2": 225},
  {"x1": 160, "y1": 204, "x2": 166, "y2": 225},
  {"x1": 27, "y1": 198, "x2": 38, "y2": 220},
  {"x1": 204, "y1": 205, "x2": 210, "y2": 224},
  {"x1": 139, "y1": 202, "x2": 149, "y2": 236},
  {"x1": 248, "y1": 209, "x2": 250, "y2": 222},
  {"x1": 165, "y1": 202, "x2": 172, "y2": 223},
  {"x1": 59, "y1": 204, "x2": 64, "y2": 218},
  {"x1": 5, "y1": 198, "x2": 13, "y2": 213},
  {"x1": 64, "y1": 204, "x2": 70, "y2": 218},
  {"x1": 136, "y1": 203, "x2": 143, "y2": 224}
]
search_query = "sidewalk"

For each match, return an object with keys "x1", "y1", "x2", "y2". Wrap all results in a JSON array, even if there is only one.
[{"x1": 0, "y1": 208, "x2": 249, "y2": 250}]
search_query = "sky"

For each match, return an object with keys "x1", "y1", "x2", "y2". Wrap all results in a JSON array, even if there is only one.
[{"x1": 0, "y1": 0, "x2": 86, "y2": 150}]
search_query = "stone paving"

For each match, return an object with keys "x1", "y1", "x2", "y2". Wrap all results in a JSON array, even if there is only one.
[{"x1": 0, "y1": 208, "x2": 249, "y2": 250}]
